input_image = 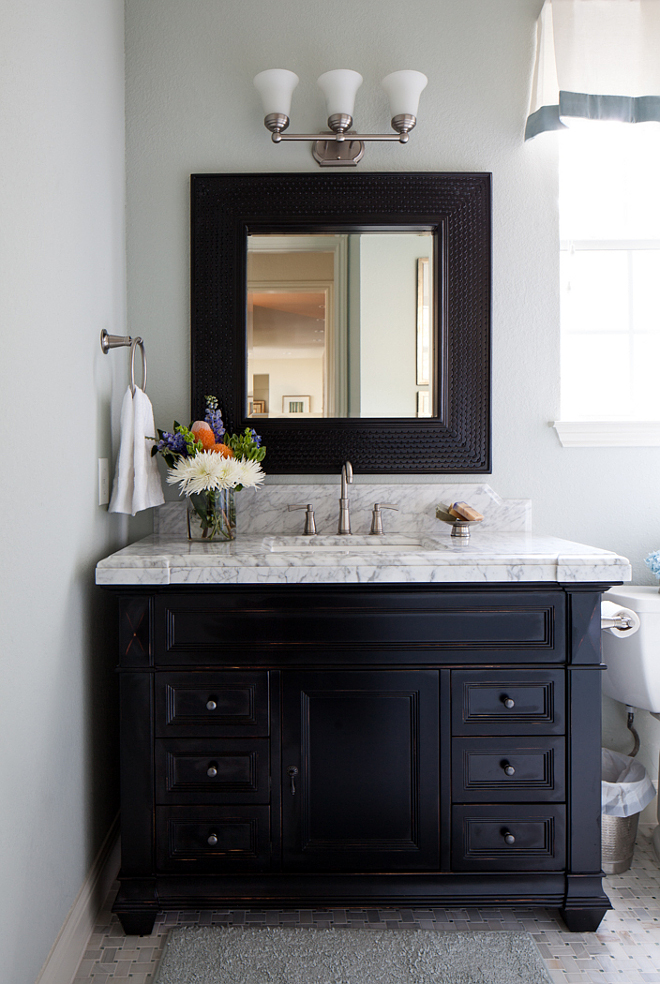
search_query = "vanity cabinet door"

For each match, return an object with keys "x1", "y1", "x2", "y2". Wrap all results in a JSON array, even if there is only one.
[{"x1": 281, "y1": 670, "x2": 440, "y2": 871}]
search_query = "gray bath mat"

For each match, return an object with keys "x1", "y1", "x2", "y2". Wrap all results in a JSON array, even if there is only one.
[{"x1": 153, "y1": 926, "x2": 553, "y2": 984}]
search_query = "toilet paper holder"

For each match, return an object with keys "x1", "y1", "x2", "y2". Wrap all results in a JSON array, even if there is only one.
[{"x1": 601, "y1": 614, "x2": 636, "y2": 631}]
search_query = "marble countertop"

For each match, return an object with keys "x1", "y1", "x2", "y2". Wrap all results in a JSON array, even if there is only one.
[{"x1": 95, "y1": 531, "x2": 631, "y2": 586}]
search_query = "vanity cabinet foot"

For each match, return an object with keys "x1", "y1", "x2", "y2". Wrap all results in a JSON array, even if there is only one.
[
  {"x1": 115, "y1": 912, "x2": 157, "y2": 936},
  {"x1": 559, "y1": 906, "x2": 610, "y2": 933}
]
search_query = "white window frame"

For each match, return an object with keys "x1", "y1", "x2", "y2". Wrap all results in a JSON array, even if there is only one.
[{"x1": 554, "y1": 237, "x2": 660, "y2": 447}]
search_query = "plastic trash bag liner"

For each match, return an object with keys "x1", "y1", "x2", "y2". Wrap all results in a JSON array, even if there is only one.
[{"x1": 602, "y1": 748, "x2": 656, "y2": 817}]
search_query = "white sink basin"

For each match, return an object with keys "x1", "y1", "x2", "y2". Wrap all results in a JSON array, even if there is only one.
[{"x1": 263, "y1": 534, "x2": 426, "y2": 553}]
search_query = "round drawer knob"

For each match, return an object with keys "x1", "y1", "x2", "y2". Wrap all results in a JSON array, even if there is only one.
[
  {"x1": 206, "y1": 700, "x2": 217, "y2": 711},
  {"x1": 207, "y1": 766, "x2": 218, "y2": 778},
  {"x1": 503, "y1": 831, "x2": 516, "y2": 845},
  {"x1": 502, "y1": 697, "x2": 515, "y2": 709},
  {"x1": 503, "y1": 763, "x2": 516, "y2": 776},
  {"x1": 207, "y1": 833, "x2": 218, "y2": 846}
]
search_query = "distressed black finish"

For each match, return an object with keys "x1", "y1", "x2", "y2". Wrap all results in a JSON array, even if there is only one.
[
  {"x1": 190, "y1": 172, "x2": 491, "y2": 473},
  {"x1": 154, "y1": 588, "x2": 565, "y2": 664},
  {"x1": 281, "y1": 670, "x2": 440, "y2": 871},
  {"x1": 107, "y1": 582, "x2": 614, "y2": 934}
]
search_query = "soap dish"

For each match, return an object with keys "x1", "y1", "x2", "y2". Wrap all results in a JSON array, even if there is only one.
[{"x1": 436, "y1": 505, "x2": 483, "y2": 540}]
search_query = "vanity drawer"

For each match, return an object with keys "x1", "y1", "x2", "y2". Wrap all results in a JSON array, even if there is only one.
[
  {"x1": 154, "y1": 589, "x2": 565, "y2": 664},
  {"x1": 451, "y1": 670, "x2": 564, "y2": 735},
  {"x1": 452, "y1": 737, "x2": 565, "y2": 802},
  {"x1": 156, "y1": 805, "x2": 270, "y2": 872},
  {"x1": 155, "y1": 739, "x2": 270, "y2": 804},
  {"x1": 451, "y1": 805, "x2": 565, "y2": 871},
  {"x1": 155, "y1": 672, "x2": 269, "y2": 737}
]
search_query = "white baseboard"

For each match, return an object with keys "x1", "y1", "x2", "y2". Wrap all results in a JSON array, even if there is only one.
[{"x1": 35, "y1": 815, "x2": 120, "y2": 984}]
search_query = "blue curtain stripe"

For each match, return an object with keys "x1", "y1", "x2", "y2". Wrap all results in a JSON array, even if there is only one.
[{"x1": 526, "y1": 92, "x2": 660, "y2": 140}]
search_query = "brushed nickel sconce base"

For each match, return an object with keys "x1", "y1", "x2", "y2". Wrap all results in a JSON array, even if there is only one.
[
  {"x1": 327, "y1": 113, "x2": 354, "y2": 133},
  {"x1": 312, "y1": 137, "x2": 365, "y2": 166},
  {"x1": 391, "y1": 113, "x2": 416, "y2": 135},
  {"x1": 265, "y1": 113, "x2": 290, "y2": 141}
]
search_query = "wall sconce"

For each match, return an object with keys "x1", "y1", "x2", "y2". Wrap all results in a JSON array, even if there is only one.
[{"x1": 253, "y1": 68, "x2": 427, "y2": 166}]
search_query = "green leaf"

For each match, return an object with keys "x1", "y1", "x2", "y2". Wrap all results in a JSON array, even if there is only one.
[{"x1": 190, "y1": 495, "x2": 208, "y2": 524}]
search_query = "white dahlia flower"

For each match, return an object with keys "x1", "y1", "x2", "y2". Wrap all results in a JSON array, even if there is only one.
[{"x1": 167, "y1": 451, "x2": 264, "y2": 496}]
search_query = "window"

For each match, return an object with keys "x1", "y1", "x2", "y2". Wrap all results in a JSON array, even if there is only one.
[{"x1": 557, "y1": 120, "x2": 660, "y2": 443}]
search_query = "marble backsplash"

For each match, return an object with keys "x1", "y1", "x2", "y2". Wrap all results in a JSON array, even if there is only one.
[{"x1": 154, "y1": 484, "x2": 531, "y2": 538}]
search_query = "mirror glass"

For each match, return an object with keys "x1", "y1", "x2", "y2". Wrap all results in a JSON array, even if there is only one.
[{"x1": 246, "y1": 232, "x2": 434, "y2": 419}]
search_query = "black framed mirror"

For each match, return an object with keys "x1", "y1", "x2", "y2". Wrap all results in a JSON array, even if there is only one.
[{"x1": 191, "y1": 172, "x2": 491, "y2": 473}]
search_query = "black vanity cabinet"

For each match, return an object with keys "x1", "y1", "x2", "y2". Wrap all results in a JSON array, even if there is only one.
[{"x1": 110, "y1": 583, "x2": 611, "y2": 935}]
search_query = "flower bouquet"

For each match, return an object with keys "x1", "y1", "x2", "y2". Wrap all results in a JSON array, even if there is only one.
[{"x1": 152, "y1": 396, "x2": 265, "y2": 540}]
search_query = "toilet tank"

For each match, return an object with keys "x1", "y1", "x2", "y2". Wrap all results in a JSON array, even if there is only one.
[{"x1": 602, "y1": 586, "x2": 660, "y2": 713}]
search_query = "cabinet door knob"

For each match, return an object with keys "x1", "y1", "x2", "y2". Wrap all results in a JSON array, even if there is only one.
[
  {"x1": 502, "y1": 696, "x2": 515, "y2": 709},
  {"x1": 503, "y1": 830, "x2": 516, "y2": 845},
  {"x1": 287, "y1": 765, "x2": 299, "y2": 795},
  {"x1": 206, "y1": 699, "x2": 217, "y2": 711},
  {"x1": 207, "y1": 765, "x2": 218, "y2": 778},
  {"x1": 207, "y1": 833, "x2": 218, "y2": 846},
  {"x1": 502, "y1": 762, "x2": 516, "y2": 776}
]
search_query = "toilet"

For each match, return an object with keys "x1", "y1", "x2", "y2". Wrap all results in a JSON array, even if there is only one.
[
  {"x1": 601, "y1": 586, "x2": 660, "y2": 859},
  {"x1": 602, "y1": 587, "x2": 660, "y2": 713}
]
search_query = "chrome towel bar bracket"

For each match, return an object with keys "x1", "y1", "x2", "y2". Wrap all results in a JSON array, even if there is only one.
[{"x1": 100, "y1": 329, "x2": 147, "y2": 396}]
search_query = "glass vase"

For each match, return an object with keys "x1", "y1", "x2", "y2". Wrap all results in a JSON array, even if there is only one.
[{"x1": 186, "y1": 489, "x2": 236, "y2": 541}]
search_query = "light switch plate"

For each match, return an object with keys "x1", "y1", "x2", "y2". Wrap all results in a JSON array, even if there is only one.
[{"x1": 98, "y1": 458, "x2": 110, "y2": 505}]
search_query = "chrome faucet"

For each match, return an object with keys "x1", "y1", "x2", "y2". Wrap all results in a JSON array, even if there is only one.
[{"x1": 338, "y1": 461, "x2": 353, "y2": 534}]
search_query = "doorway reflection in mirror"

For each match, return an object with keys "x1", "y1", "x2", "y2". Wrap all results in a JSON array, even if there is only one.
[{"x1": 246, "y1": 232, "x2": 434, "y2": 420}]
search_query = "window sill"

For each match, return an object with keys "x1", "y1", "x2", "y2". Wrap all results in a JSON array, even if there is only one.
[{"x1": 553, "y1": 420, "x2": 660, "y2": 447}]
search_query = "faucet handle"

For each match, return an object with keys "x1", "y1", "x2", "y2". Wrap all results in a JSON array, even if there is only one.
[
  {"x1": 370, "y1": 502, "x2": 399, "y2": 535},
  {"x1": 288, "y1": 503, "x2": 317, "y2": 535}
]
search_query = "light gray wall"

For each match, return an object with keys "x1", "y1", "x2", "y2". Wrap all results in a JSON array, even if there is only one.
[
  {"x1": 124, "y1": 0, "x2": 660, "y2": 810},
  {"x1": 0, "y1": 2, "x2": 149, "y2": 981}
]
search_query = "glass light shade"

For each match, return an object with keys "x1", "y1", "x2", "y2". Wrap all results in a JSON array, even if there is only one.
[
  {"x1": 381, "y1": 70, "x2": 428, "y2": 118},
  {"x1": 253, "y1": 69, "x2": 299, "y2": 116},
  {"x1": 317, "y1": 70, "x2": 363, "y2": 118}
]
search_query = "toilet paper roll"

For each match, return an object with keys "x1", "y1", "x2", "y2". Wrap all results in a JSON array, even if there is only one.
[{"x1": 601, "y1": 600, "x2": 641, "y2": 637}]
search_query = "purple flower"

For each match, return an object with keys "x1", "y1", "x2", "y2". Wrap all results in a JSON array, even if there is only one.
[
  {"x1": 250, "y1": 429, "x2": 262, "y2": 447},
  {"x1": 205, "y1": 405, "x2": 225, "y2": 442},
  {"x1": 157, "y1": 431, "x2": 187, "y2": 456}
]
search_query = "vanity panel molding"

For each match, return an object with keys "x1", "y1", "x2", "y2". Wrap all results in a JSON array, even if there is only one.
[
  {"x1": 451, "y1": 736, "x2": 565, "y2": 802},
  {"x1": 107, "y1": 580, "x2": 614, "y2": 935},
  {"x1": 155, "y1": 738, "x2": 270, "y2": 805},
  {"x1": 451, "y1": 804, "x2": 566, "y2": 871},
  {"x1": 155, "y1": 671, "x2": 269, "y2": 737},
  {"x1": 155, "y1": 805, "x2": 271, "y2": 873},
  {"x1": 153, "y1": 588, "x2": 565, "y2": 665},
  {"x1": 118, "y1": 595, "x2": 153, "y2": 667}
]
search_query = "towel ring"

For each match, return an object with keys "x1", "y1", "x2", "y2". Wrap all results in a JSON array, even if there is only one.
[{"x1": 130, "y1": 337, "x2": 147, "y2": 395}]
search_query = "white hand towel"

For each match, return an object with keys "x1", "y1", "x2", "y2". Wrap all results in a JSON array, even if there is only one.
[
  {"x1": 132, "y1": 386, "x2": 165, "y2": 513},
  {"x1": 109, "y1": 386, "x2": 165, "y2": 516},
  {"x1": 108, "y1": 386, "x2": 135, "y2": 515}
]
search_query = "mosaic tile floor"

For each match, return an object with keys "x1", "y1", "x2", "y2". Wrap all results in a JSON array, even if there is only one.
[{"x1": 72, "y1": 827, "x2": 660, "y2": 984}]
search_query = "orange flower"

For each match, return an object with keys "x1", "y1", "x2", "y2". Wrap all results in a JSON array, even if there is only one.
[
  {"x1": 191, "y1": 420, "x2": 216, "y2": 450},
  {"x1": 210, "y1": 443, "x2": 234, "y2": 458}
]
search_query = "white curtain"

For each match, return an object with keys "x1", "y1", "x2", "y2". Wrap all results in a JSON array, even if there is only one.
[{"x1": 526, "y1": 0, "x2": 660, "y2": 139}]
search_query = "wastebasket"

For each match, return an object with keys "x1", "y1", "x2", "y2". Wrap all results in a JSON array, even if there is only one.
[{"x1": 601, "y1": 748, "x2": 656, "y2": 874}]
